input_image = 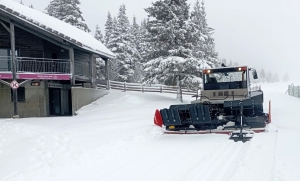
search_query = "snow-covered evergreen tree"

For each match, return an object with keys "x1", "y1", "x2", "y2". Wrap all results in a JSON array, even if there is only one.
[
  {"x1": 106, "y1": 5, "x2": 138, "y2": 82},
  {"x1": 274, "y1": 73, "x2": 279, "y2": 82},
  {"x1": 283, "y1": 72, "x2": 289, "y2": 82},
  {"x1": 128, "y1": 16, "x2": 144, "y2": 82},
  {"x1": 106, "y1": 17, "x2": 121, "y2": 81},
  {"x1": 93, "y1": 25, "x2": 105, "y2": 79},
  {"x1": 139, "y1": 18, "x2": 152, "y2": 62},
  {"x1": 94, "y1": 24, "x2": 104, "y2": 43},
  {"x1": 104, "y1": 12, "x2": 113, "y2": 46},
  {"x1": 45, "y1": 0, "x2": 90, "y2": 32},
  {"x1": 144, "y1": 0, "x2": 213, "y2": 89},
  {"x1": 199, "y1": 1, "x2": 218, "y2": 66},
  {"x1": 260, "y1": 68, "x2": 266, "y2": 83},
  {"x1": 95, "y1": 58, "x2": 106, "y2": 79},
  {"x1": 20, "y1": 0, "x2": 24, "y2": 5},
  {"x1": 130, "y1": 16, "x2": 141, "y2": 55},
  {"x1": 267, "y1": 71, "x2": 273, "y2": 83},
  {"x1": 29, "y1": 4, "x2": 34, "y2": 9}
]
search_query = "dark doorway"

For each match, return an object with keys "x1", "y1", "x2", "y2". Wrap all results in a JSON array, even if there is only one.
[{"x1": 49, "y1": 88, "x2": 61, "y2": 115}]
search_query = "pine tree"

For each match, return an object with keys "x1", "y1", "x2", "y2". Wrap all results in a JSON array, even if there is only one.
[
  {"x1": 283, "y1": 72, "x2": 289, "y2": 82},
  {"x1": 267, "y1": 71, "x2": 273, "y2": 83},
  {"x1": 45, "y1": 0, "x2": 91, "y2": 32},
  {"x1": 94, "y1": 25, "x2": 105, "y2": 79},
  {"x1": 274, "y1": 73, "x2": 279, "y2": 82},
  {"x1": 20, "y1": 0, "x2": 24, "y2": 5},
  {"x1": 94, "y1": 24, "x2": 104, "y2": 43},
  {"x1": 139, "y1": 18, "x2": 152, "y2": 62},
  {"x1": 190, "y1": 0, "x2": 218, "y2": 67},
  {"x1": 145, "y1": 0, "x2": 191, "y2": 60},
  {"x1": 106, "y1": 17, "x2": 120, "y2": 81},
  {"x1": 106, "y1": 5, "x2": 137, "y2": 82},
  {"x1": 144, "y1": 0, "x2": 209, "y2": 89},
  {"x1": 200, "y1": 1, "x2": 218, "y2": 66},
  {"x1": 260, "y1": 68, "x2": 266, "y2": 83},
  {"x1": 130, "y1": 16, "x2": 140, "y2": 53},
  {"x1": 104, "y1": 12, "x2": 113, "y2": 46},
  {"x1": 29, "y1": 4, "x2": 34, "y2": 9},
  {"x1": 95, "y1": 58, "x2": 106, "y2": 79},
  {"x1": 130, "y1": 16, "x2": 144, "y2": 82}
]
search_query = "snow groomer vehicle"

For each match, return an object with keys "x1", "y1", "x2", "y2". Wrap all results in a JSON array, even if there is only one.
[{"x1": 154, "y1": 65, "x2": 271, "y2": 142}]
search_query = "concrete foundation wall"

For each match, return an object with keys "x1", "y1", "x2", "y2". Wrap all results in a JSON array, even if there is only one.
[
  {"x1": 71, "y1": 87, "x2": 109, "y2": 115},
  {"x1": 0, "y1": 81, "x2": 47, "y2": 118}
]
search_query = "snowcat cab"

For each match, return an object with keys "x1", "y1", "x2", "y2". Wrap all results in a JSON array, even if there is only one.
[{"x1": 154, "y1": 65, "x2": 270, "y2": 142}]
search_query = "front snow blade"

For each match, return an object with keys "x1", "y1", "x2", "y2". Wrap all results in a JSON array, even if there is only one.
[
  {"x1": 154, "y1": 109, "x2": 163, "y2": 127},
  {"x1": 229, "y1": 130, "x2": 254, "y2": 143}
]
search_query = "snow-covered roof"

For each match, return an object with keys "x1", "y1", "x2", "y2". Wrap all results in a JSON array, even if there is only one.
[{"x1": 0, "y1": 0, "x2": 115, "y2": 59}]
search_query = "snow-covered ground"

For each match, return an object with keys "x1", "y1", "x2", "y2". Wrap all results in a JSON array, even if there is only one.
[{"x1": 0, "y1": 81, "x2": 299, "y2": 181}]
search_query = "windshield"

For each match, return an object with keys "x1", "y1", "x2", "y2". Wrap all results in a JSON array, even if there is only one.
[{"x1": 204, "y1": 71, "x2": 247, "y2": 84}]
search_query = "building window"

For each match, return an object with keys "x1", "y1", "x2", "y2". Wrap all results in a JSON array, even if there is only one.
[{"x1": 11, "y1": 87, "x2": 26, "y2": 102}]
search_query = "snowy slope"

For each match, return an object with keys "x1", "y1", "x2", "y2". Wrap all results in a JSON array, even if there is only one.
[{"x1": 0, "y1": 82, "x2": 299, "y2": 181}]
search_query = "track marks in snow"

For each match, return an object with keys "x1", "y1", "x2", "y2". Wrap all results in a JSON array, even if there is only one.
[
  {"x1": 179, "y1": 138, "x2": 249, "y2": 181},
  {"x1": 95, "y1": 134, "x2": 228, "y2": 181},
  {"x1": 229, "y1": 132, "x2": 278, "y2": 181},
  {"x1": 3, "y1": 126, "x2": 164, "y2": 181},
  {"x1": 0, "y1": 120, "x2": 72, "y2": 181}
]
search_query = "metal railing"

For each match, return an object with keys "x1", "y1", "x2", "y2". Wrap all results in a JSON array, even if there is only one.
[
  {"x1": 0, "y1": 57, "x2": 93, "y2": 77},
  {"x1": 287, "y1": 84, "x2": 300, "y2": 98},
  {"x1": 74, "y1": 61, "x2": 91, "y2": 77},
  {"x1": 0, "y1": 56, "x2": 70, "y2": 74},
  {"x1": 17, "y1": 57, "x2": 70, "y2": 74}
]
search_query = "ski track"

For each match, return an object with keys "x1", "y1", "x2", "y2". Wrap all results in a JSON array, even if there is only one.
[
  {"x1": 98, "y1": 135, "x2": 226, "y2": 181},
  {"x1": 229, "y1": 132, "x2": 278, "y2": 181},
  {"x1": 0, "y1": 121, "x2": 72, "y2": 181},
  {"x1": 1, "y1": 126, "x2": 164, "y2": 181},
  {"x1": 182, "y1": 138, "x2": 248, "y2": 181}
]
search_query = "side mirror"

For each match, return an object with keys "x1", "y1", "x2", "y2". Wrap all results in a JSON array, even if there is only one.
[{"x1": 253, "y1": 70, "x2": 258, "y2": 79}]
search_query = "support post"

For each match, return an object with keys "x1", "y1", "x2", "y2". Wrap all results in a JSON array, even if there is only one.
[
  {"x1": 69, "y1": 47, "x2": 75, "y2": 85},
  {"x1": 107, "y1": 80, "x2": 110, "y2": 90},
  {"x1": 105, "y1": 59, "x2": 109, "y2": 80},
  {"x1": 90, "y1": 54, "x2": 95, "y2": 88},
  {"x1": 105, "y1": 58, "x2": 109, "y2": 90},
  {"x1": 10, "y1": 22, "x2": 18, "y2": 118}
]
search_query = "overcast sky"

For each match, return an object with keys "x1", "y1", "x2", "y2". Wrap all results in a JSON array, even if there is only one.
[{"x1": 13, "y1": 0, "x2": 300, "y2": 79}]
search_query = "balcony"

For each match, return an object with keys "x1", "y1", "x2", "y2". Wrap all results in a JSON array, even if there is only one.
[{"x1": 0, "y1": 56, "x2": 92, "y2": 81}]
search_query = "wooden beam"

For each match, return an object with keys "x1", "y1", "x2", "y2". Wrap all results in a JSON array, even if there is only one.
[
  {"x1": 90, "y1": 54, "x2": 95, "y2": 88},
  {"x1": 0, "y1": 79, "x2": 10, "y2": 86},
  {"x1": 19, "y1": 79, "x2": 32, "y2": 86},
  {"x1": 104, "y1": 58, "x2": 109, "y2": 80},
  {"x1": 0, "y1": 19, "x2": 9, "y2": 32},
  {"x1": 69, "y1": 47, "x2": 75, "y2": 85},
  {"x1": 10, "y1": 21, "x2": 18, "y2": 117}
]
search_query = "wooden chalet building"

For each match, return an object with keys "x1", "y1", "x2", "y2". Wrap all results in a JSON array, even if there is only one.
[{"x1": 0, "y1": 0, "x2": 115, "y2": 118}]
